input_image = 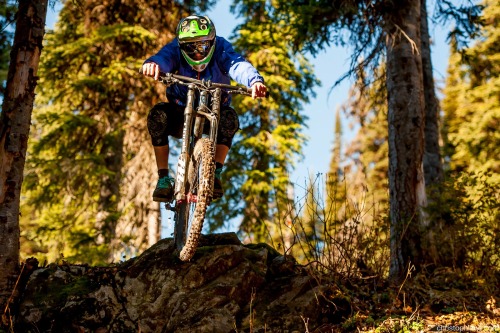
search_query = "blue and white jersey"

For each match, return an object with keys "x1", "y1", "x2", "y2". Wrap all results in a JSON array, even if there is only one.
[{"x1": 145, "y1": 36, "x2": 264, "y2": 106}]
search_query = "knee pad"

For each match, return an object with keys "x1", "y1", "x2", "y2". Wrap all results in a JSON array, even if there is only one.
[
  {"x1": 217, "y1": 107, "x2": 240, "y2": 148},
  {"x1": 147, "y1": 103, "x2": 170, "y2": 146}
]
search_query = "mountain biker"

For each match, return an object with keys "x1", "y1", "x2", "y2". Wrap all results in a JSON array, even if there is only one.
[{"x1": 142, "y1": 14, "x2": 267, "y2": 202}]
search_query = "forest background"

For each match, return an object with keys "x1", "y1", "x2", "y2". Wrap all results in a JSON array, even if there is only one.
[
  {"x1": 0, "y1": 0, "x2": 498, "y2": 325},
  {"x1": 155, "y1": 0, "x2": 454, "y2": 236}
]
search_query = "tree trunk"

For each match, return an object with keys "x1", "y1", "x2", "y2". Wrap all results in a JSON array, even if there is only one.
[
  {"x1": 421, "y1": 0, "x2": 444, "y2": 186},
  {"x1": 95, "y1": 129, "x2": 125, "y2": 261},
  {"x1": 147, "y1": 203, "x2": 161, "y2": 246},
  {"x1": 384, "y1": 0, "x2": 427, "y2": 283},
  {"x1": 0, "y1": 0, "x2": 47, "y2": 314},
  {"x1": 117, "y1": 143, "x2": 161, "y2": 257}
]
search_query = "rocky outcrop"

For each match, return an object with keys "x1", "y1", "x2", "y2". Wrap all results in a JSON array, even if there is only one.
[{"x1": 16, "y1": 233, "x2": 349, "y2": 332}]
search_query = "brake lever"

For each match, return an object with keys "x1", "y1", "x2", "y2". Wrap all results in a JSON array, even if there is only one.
[{"x1": 159, "y1": 73, "x2": 176, "y2": 87}]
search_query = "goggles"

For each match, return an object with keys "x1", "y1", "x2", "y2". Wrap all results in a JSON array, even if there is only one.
[{"x1": 181, "y1": 40, "x2": 213, "y2": 59}]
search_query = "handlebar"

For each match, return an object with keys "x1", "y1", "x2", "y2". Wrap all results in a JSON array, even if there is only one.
[{"x1": 140, "y1": 68, "x2": 268, "y2": 97}]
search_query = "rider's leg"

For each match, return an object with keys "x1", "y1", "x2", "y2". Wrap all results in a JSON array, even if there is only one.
[
  {"x1": 212, "y1": 145, "x2": 228, "y2": 200},
  {"x1": 215, "y1": 144, "x2": 229, "y2": 164},
  {"x1": 148, "y1": 103, "x2": 181, "y2": 202},
  {"x1": 148, "y1": 104, "x2": 172, "y2": 170},
  {"x1": 212, "y1": 107, "x2": 240, "y2": 199},
  {"x1": 215, "y1": 106, "x2": 239, "y2": 164},
  {"x1": 154, "y1": 145, "x2": 169, "y2": 172}
]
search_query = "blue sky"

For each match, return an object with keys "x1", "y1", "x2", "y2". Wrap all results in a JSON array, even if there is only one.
[{"x1": 45, "y1": 1, "x2": 452, "y2": 232}]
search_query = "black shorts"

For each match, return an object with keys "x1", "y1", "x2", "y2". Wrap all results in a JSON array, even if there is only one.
[{"x1": 147, "y1": 102, "x2": 240, "y2": 148}]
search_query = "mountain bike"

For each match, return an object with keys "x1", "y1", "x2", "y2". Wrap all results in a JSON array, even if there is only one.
[{"x1": 150, "y1": 72, "x2": 253, "y2": 261}]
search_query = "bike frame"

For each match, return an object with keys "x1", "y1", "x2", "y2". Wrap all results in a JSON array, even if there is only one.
[
  {"x1": 151, "y1": 71, "x2": 256, "y2": 260},
  {"x1": 174, "y1": 85, "x2": 222, "y2": 203},
  {"x1": 156, "y1": 72, "x2": 252, "y2": 206}
]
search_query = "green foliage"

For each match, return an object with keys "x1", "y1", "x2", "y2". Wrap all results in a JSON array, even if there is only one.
[
  {"x1": 435, "y1": 0, "x2": 484, "y2": 49},
  {"x1": 438, "y1": 1, "x2": 499, "y2": 274},
  {"x1": 250, "y1": 63, "x2": 392, "y2": 274},
  {"x1": 442, "y1": 0, "x2": 500, "y2": 186},
  {"x1": 325, "y1": 109, "x2": 346, "y2": 217},
  {"x1": 20, "y1": 200, "x2": 110, "y2": 265},
  {"x1": 23, "y1": 8, "x2": 155, "y2": 262},
  {"x1": 206, "y1": 0, "x2": 319, "y2": 242},
  {"x1": 372, "y1": 316, "x2": 425, "y2": 333},
  {"x1": 342, "y1": 313, "x2": 359, "y2": 331},
  {"x1": 0, "y1": 0, "x2": 17, "y2": 96},
  {"x1": 270, "y1": 0, "x2": 483, "y2": 281},
  {"x1": 425, "y1": 171, "x2": 500, "y2": 275}
]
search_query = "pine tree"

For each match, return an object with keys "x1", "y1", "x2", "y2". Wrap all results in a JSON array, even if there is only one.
[
  {"x1": 325, "y1": 108, "x2": 346, "y2": 223},
  {"x1": 294, "y1": 174, "x2": 322, "y2": 263},
  {"x1": 441, "y1": 39, "x2": 462, "y2": 173},
  {"x1": 442, "y1": 0, "x2": 499, "y2": 185},
  {"x1": 328, "y1": 72, "x2": 391, "y2": 275},
  {"x1": 206, "y1": 0, "x2": 319, "y2": 244},
  {"x1": 436, "y1": 1, "x2": 499, "y2": 269}
]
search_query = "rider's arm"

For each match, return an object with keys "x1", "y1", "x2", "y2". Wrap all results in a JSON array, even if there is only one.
[
  {"x1": 217, "y1": 37, "x2": 264, "y2": 88},
  {"x1": 143, "y1": 40, "x2": 181, "y2": 75}
]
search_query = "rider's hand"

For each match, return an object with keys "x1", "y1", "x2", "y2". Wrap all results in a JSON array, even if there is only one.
[
  {"x1": 142, "y1": 62, "x2": 160, "y2": 80},
  {"x1": 251, "y1": 81, "x2": 267, "y2": 99}
]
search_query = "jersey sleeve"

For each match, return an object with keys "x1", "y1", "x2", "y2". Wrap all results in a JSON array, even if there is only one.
[
  {"x1": 217, "y1": 37, "x2": 264, "y2": 88},
  {"x1": 144, "y1": 40, "x2": 180, "y2": 74}
]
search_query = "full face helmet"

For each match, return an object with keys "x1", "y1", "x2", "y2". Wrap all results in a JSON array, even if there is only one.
[{"x1": 176, "y1": 15, "x2": 216, "y2": 72}]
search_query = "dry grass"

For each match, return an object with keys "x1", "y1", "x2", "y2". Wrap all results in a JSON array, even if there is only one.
[{"x1": 262, "y1": 173, "x2": 499, "y2": 332}]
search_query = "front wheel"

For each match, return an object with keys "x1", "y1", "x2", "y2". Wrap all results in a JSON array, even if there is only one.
[{"x1": 174, "y1": 138, "x2": 215, "y2": 261}]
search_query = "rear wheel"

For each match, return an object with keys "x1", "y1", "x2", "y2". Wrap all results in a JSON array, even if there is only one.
[{"x1": 174, "y1": 138, "x2": 215, "y2": 261}]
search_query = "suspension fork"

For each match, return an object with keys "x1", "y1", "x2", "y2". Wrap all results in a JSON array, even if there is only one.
[
  {"x1": 193, "y1": 90, "x2": 209, "y2": 140},
  {"x1": 174, "y1": 87, "x2": 221, "y2": 201},
  {"x1": 194, "y1": 88, "x2": 220, "y2": 143},
  {"x1": 209, "y1": 88, "x2": 221, "y2": 142},
  {"x1": 174, "y1": 84, "x2": 196, "y2": 201}
]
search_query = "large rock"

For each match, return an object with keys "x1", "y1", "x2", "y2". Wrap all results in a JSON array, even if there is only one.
[{"x1": 16, "y1": 233, "x2": 347, "y2": 332}]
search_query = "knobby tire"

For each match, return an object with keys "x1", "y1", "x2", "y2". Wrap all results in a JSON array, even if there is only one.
[{"x1": 175, "y1": 138, "x2": 215, "y2": 261}]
